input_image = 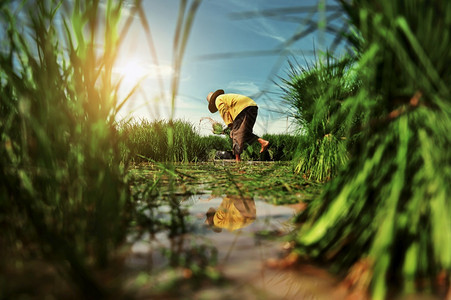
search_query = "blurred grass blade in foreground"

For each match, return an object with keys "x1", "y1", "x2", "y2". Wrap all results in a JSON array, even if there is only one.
[{"x1": 0, "y1": 0, "x2": 139, "y2": 298}]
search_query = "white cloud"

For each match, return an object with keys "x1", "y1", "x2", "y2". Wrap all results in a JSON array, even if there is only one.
[{"x1": 226, "y1": 81, "x2": 260, "y2": 96}]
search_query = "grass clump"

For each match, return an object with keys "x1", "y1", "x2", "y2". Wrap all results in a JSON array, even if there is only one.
[
  {"x1": 200, "y1": 116, "x2": 230, "y2": 136},
  {"x1": 279, "y1": 53, "x2": 358, "y2": 181},
  {"x1": 213, "y1": 122, "x2": 225, "y2": 135}
]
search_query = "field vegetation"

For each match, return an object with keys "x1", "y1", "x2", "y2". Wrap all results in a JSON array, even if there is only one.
[
  {"x1": 119, "y1": 119, "x2": 229, "y2": 162},
  {"x1": 118, "y1": 119, "x2": 301, "y2": 163}
]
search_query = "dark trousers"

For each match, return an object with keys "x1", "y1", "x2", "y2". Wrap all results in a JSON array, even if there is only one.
[{"x1": 231, "y1": 106, "x2": 259, "y2": 155}]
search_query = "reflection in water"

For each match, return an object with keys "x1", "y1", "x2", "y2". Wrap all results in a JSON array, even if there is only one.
[
  {"x1": 128, "y1": 193, "x2": 347, "y2": 299},
  {"x1": 204, "y1": 195, "x2": 256, "y2": 233},
  {"x1": 128, "y1": 192, "x2": 442, "y2": 299}
]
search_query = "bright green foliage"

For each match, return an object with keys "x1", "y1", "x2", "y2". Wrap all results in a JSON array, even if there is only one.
[
  {"x1": 280, "y1": 55, "x2": 357, "y2": 130},
  {"x1": 293, "y1": 0, "x2": 451, "y2": 298},
  {"x1": 280, "y1": 54, "x2": 358, "y2": 181},
  {"x1": 201, "y1": 134, "x2": 233, "y2": 159},
  {"x1": 0, "y1": 1, "x2": 136, "y2": 298}
]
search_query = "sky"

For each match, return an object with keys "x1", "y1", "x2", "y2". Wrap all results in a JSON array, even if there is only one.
[{"x1": 112, "y1": 0, "x2": 348, "y2": 135}]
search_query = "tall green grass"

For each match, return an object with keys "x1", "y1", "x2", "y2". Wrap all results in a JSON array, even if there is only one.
[
  {"x1": 119, "y1": 119, "x2": 230, "y2": 162},
  {"x1": 291, "y1": 0, "x2": 451, "y2": 298},
  {"x1": 119, "y1": 119, "x2": 302, "y2": 162},
  {"x1": 0, "y1": 0, "x2": 145, "y2": 298}
]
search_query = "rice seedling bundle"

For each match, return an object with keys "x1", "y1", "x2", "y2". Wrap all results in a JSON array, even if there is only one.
[
  {"x1": 294, "y1": 133, "x2": 348, "y2": 182},
  {"x1": 212, "y1": 122, "x2": 224, "y2": 135},
  {"x1": 292, "y1": 0, "x2": 451, "y2": 298},
  {"x1": 280, "y1": 53, "x2": 357, "y2": 181},
  {"x1": 200, "y1": 117, "x2": 228, "y2": 135}
]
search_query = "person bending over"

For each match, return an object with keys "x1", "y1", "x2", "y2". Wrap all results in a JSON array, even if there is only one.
[{"x1": 206, "y1": 89, "x2": 269, "y2": 162}]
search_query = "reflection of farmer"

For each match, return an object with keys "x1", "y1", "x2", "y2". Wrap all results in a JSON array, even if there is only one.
[
  {"x1": 205, "y1": 195, "x2": 257, "y2": 233},
  {"x1": 206, "y1": 90, "x2": 269, "y2": 162}
]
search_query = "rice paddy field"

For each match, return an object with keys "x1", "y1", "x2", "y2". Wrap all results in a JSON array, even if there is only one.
[{"x1": 1, "y1": 0, "x2": 450, "y2": 299}]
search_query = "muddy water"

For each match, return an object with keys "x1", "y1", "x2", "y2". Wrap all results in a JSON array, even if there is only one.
[
  {"x1": 125, "y1": 194, "x2": 445, "y2": 300},
  {"x1": 126, "y1": 194, "x2": 351, "y2": 299},
  {"x1": 185, "y1": 194, "x2": 346, "y2": 300}
]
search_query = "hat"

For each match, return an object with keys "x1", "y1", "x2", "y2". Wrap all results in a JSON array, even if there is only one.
[{"x1": 206, "y1": 89, "x2": 225, "y2": 113}]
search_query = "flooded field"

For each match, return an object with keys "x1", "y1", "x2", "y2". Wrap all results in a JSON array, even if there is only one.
[
  {"x1": 123, "y1": 162, "x2": 446, "y2": 300},
  {"x1": 125, "y1": 193, "x2": 350, "y2": 299}
]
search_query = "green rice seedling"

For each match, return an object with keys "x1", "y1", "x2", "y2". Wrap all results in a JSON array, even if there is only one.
[
  {"x1": 172, "y1": 119, "x2": 208, "y2": 162},
  {"x1": 240, "y1": 143, "x2": 263, "y2": 161},
  {"x1": 200, "y1": 134, "x2": 232, "y2": 151},
  {"x1": 200, "y1": 135, "x2": 232, "y2": 160},
  {"x1": 292, "y1": 0, "x2": 451, "y2": 298},
  {"x1": 279, "y1": 53, "x2": 358, "y2": 181},
  {"x1": 293, "y1": 132, "x2": 348, "y2": 182},
  {"x1": 213, "y1": 123, "x2": 225, "y2": 135},
  {"x1": 200, "y1": 116, "x2": 230, "y2": 135}
]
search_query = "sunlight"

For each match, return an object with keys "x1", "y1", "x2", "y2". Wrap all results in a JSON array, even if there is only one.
[
  {"x1": 114, "y1": 58, "x2": 174, "y2": 89},
  {"x1": 116, "y1": 60, "x2": 150, "y2": 85}
]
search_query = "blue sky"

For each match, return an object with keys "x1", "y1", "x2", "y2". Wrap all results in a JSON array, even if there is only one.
[{"x1": 114, "y1": 0, "x2": 347, "y2": 135}]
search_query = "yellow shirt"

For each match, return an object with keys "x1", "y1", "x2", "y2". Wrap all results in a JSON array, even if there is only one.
[
  {"x1": 215, "y1": 94, "x2": 257, "y2": 126},
  {"x1": 213, "y1": 196, "x2": 256, "y2": 231}
]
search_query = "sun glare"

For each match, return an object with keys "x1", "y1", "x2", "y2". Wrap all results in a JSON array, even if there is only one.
[{"x1": 117, "y1": 60, "x2": 149, "y2": 84}]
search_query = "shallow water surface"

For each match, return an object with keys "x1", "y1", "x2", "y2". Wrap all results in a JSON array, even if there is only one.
[
  {"x1": 125, "y1": 162, "x2": 446, "y2": 300},
  {"x1": 126, "y1": 194, "x2": 351, "y2": 299}
]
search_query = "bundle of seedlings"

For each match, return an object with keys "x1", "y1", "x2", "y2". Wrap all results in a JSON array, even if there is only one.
[
  {"x1": 291, "y1": 0, "x2": 451, "y2": 299},
  {"x1": 200, "y1": 117, "x2": 231, "y2": 136},
  {"x1": 280, "y1": 53, "x2": 358, "y2": 182}
]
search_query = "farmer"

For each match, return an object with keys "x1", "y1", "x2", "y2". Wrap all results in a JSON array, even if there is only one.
[
  {"x1": 206, "y1": 89, "x2": 269, "y2": 161},
  {"x1": 204, "y1": 195, "x2": 256, "y2": 233}
]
